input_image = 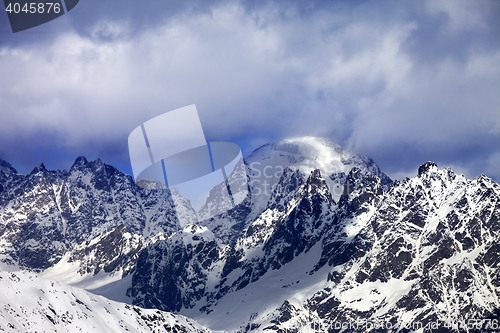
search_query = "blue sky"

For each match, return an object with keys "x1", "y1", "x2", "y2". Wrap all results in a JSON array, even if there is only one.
[{"x1": 0, "y1": 0, "x2": 499, "y2": 181}]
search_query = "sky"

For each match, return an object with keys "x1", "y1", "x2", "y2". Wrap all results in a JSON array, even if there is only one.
[{"x1": 0, "y1": 0, "x2": 499, "y2": 182}]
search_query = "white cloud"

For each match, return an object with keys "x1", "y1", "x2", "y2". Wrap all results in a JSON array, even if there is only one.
[
  {"x1": 0, "y1": 1, "x2": 498, "y2": 180},
  {"x1": 485, "y1": 152, "x2": 500, "y2": 181},
  {"x1": 426, "y1": 0, "x2": 488, "y2": 32}
]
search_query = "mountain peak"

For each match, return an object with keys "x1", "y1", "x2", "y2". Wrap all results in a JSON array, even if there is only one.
[
  {"x1": 249, "y1": 136, "x2": 389, "y2": 180},
  {"x1": 74, "y1": 156, "x2": 89, "y2": 166},
  {"x1": 417, "y1": 161, "x2": 438, "y2": 177},
  {"x1": 29, "y1": 163, "x2": 47, "y2": 175},
  {"x1": 0, "y1": 159, "x2": 18, "y2": 175},
  {"x1": 246, "y1": 136, "x2": 391, "y2": 203},
  {"x1": 305, "y1": 168, "x2": 327, "y2": 190},
  {"x1": 304, "y1": 168, "x2": 334, "y2": 203},
  {"x1": 254, "y1": 136, "x2": 342, "y2": 158}
]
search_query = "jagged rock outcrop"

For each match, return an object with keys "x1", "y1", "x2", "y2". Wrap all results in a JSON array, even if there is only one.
[{"x1": 0, "y1": 157, "x2": 183, "y2": 277}]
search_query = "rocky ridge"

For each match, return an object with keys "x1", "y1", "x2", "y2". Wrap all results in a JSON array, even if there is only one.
[
  {"x1": 128, "y1": 162, "x2": 500, "y2": 332},
  {"x1": 0, "y1": 138, "x2": 499, "y2": 333}
]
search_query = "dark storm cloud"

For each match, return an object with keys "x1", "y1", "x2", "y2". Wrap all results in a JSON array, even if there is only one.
[{"x1": 0, "y1": 0, "x2": 499, "y2": 181}]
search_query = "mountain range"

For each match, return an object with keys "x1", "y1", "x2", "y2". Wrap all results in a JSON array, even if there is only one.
[{"x1": 1, "y1": 136, "x2": 499, "y2": 332}]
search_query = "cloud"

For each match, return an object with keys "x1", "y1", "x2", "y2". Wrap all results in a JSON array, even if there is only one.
[
  {"x1": 425, "y1": 0, "x2": 489, "y2": 33},
  {"x1": 0, "y1": 0, "x2": 498, "y2": 181}
]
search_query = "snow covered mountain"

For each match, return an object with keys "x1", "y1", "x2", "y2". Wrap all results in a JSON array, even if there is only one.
[
  {"x1": 0, "y1": 270, "x2": 212, "y2": 332},
  {"x1": 0, "y1": 156, "x2": 186, "y2": 288},
  {"x1": 127, "y1": 162, "x2": 500, "y2": 332},
  {"x1": 200, "y1": 136, "x2": 392, "y2": 244},
  {"x1": 1, "y1": 137, "x2": 499, "y2": 332},
  {"x1": 245, "y1": 137, "x2": 391, "y2": 203}
]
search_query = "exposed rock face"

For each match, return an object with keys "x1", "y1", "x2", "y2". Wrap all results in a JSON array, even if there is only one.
[
  {"x1": 257, "y1": 164, "x2": 500, "y2": 333},
  {"x1": 68, "y1": 225, "x2": 145, "y2": 278},
  {"x1": 128, "y1": 224, "x2": 222, "y2": 312},
  {"x1": 1, "y1": 138, "x2": 499, "y2": 333},
  {"x1": 0, "y1": 156, "x2": 182, "y2": 276},
  {"x1": 128, "y1": 163, "x2": 500, "y2": 332},
  {"x1": 201, "y1": 136, "x2": 392, "y2": 245}
]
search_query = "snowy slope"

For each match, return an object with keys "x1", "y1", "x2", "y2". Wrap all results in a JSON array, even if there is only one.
[
  {"x1": 40, "y1": 225, "x2": 153, "y2": 290},
  {"x1": 0, "y1": 270, "x2": 212, "y2": 332}
]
